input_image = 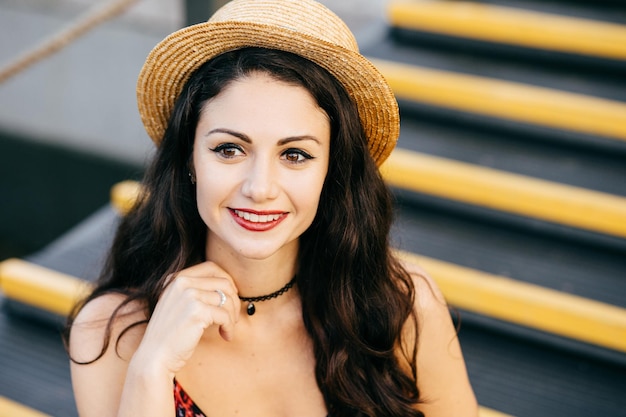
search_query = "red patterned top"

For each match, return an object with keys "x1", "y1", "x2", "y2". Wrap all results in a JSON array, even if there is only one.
[
  {"x1": 174, "y1": 379, "x2": 206, "y2": 417},
  {"x1": 174, "y1": 379, "x2": 329, "y2": 417}
]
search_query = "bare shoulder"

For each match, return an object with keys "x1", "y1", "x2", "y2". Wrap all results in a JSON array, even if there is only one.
[
  {"x1": 73, "y1": 292, "x2": 145, "y2": 323},
  {"x1": 398, "y1": 258, "x2": 447, "y2": 313},
  {"x1": 397, "y1": 258, "x2": 478, "y2": 416},
  {"x1": 69, "y1": 293, "x2": 149, "y2": 416},
  {"x1": 70, "y1": 292, "x2": 147, "y2": 363}
]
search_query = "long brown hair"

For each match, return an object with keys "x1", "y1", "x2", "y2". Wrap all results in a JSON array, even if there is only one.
[{"x1": 65, "y1": 47, "x2": 421, "y2": 417}]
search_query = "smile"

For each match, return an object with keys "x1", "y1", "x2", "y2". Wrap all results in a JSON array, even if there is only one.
[
  {"x1": 232, "y1": 209, "x2": 283, "y2": 223},
  {"x1": 229, "y1": 208, "x2": 288, "y2": 232}
]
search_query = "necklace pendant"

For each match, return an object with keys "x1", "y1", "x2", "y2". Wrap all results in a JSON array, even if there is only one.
[
  {"x1": 238, "y1": 276, "x2": 296, "y2": 317},
  {"x1": 247, "y1": 302, "x2": 256, "y2": 316}
]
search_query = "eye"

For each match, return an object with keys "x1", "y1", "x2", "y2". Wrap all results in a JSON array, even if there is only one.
[
  {"x1": 282, "y1": 148, "x2": 314, "y2": 164},
  {"x1": 210, "y1": 143, "x2": 245, "y2": 159}
]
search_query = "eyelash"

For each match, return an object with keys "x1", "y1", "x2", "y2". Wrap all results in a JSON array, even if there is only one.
[
  {"x1": 282, "y1": 148, "x2": 314, "y2": 164},
  {"x1": 209, "y1": 144, "x2": 314, "y2": 164},
  {"x1": 209, "y1": 143, "x2": 243, "y2": 158}
]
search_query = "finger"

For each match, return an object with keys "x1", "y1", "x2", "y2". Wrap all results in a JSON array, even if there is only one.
[
  {"x1": 173, "y1": 275, "x2": 238, "y2": 300},
  {"x1": 176, "y1": 290, "x2": 237, "y2": 338},
  {"x1": 175, "y1": 261, "x2": 237, "y2": 288},
  {"x1": 169, "y1": 276, "x2": 236, "y2": 302},
  {"x1": 207, "y1": 288, "x2": 240, "y2": 326},
  {"x1": 173, "y1": 276, "x2": 241, "y2": 321},
  {"x1": 185, "y1": 287, "x2": 226, "y2": 307},
  {"x1": 219, "y1": 322, "x2": 236, "y2": 342},
  {"x1": 165, "y1": 262, "x2": 241, "y2": 325},
  {"x1": 186, "y1": 287, "x2": 240, "y2": 329},
  {"x1": 170, "y1": 260, "x2": 239, "y2": 297},
  {"x1": 220, "y1": 287, "x2": 241, "y2": 323},
  {"x1": 204, "y1": 304, "x2": 237, "y2": 342},
  {"x1": 215, "y1": 289, "x2": 227, "y2": 308}
]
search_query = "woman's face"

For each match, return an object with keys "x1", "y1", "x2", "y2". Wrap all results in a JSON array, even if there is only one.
[{"x1": 192, "y1": 72, "x2": 331, "y2": 262}]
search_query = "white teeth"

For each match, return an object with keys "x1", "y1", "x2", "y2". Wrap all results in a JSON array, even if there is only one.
[{"x1": 234, "y1": 210, "x2": 282, "y2": 223}]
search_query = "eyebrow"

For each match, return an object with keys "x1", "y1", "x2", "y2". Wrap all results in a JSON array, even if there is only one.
[
  {"x1": 205, "y1": 128, "x2": 250, "y2": 142},
  {"x1": 205, "y1": 128, "x2": 321, "y2": 145}
]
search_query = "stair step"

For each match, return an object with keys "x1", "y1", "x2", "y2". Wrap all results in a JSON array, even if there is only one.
[
  {"x1": 383, "y1": 149, "x2": 626, "y2": 239},
  {"x1": 392, "y1": 194, "x2": 626, "y2": 308},
  {"x1": 388, "y1": 0, "x2": 626, "y2": 61},
  {"x1": 110, "y1": 180, "x2": 140, "y2": 215},
  {"x1": 0, "y1": 258, "x2": 90, "y2": 317},
  {"x1": 459, "y1": 319, "x2": 626, "y2": 416},
  {"x1": 370, "y1": 58, "x2": 626, "y2": 142},
  {"x1": 0, "y1": 307, "x2": 75, "y2": 416},
  {"x1": 398, "y1": 251, "x2": 626, "y2": 353},
  {"x1": 476, "y1": 0, "x2": 626, "y2": 24},
  {"x1": 0, "y1": 396, "x2": 51, "y2": 417},
  {"x1": 363, "y1": 36, "x2": 626, "y2": 110},
  {"x1": 397, "y1": 114, "x2": 626, "y2": 197}
]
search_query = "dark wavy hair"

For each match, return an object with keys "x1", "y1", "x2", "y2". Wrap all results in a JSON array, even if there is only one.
[{"x1": 65, "y1": 47, "x2": 421, "y2": 417}]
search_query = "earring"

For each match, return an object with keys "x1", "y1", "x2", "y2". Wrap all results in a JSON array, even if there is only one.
[{"x1": 188, "y1": 171, "x2": 196, "y2": 184}]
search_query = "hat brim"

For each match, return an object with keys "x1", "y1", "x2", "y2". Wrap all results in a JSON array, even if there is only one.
[{"x1": 137, "y1": 21, "x2": 399, "y2": 166}]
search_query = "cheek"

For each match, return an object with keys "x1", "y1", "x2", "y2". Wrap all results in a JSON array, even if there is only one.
[
  {"x1": 194, "y1": 168, "x2": 229, "y2": 219},
  {"x1": 289, "y1": 170, "x2": 327, "y2": 218},
  {"x1": 194, "y1": 188, "x2": 214, "y2": 228}
]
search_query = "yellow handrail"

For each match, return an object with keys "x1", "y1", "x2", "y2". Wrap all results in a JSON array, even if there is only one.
[
  {"x1": 389, "y1": 0, "x2": 626, "y2": 60},
  {"x1": 372, "y1": 59, "x2": 626, "y2": 142}
]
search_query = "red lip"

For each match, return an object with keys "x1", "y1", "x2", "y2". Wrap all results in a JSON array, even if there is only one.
[
  {"x1": 228, "y1": 208, "x2": 288, "y2": 232},
  {"x1": 231, "y1": 208, "x2": 286, "y2": 215}
]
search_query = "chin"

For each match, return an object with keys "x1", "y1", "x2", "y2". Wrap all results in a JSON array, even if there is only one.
[
  {"x1": 237, "y1": 238, "x2": 300, "y2": 261},
  {"x1": 236, "y1": 250, "x2": 271, "y2": 260}
]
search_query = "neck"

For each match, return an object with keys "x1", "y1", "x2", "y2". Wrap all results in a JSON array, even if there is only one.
[{"x1": 204, "y1": 237, "x2": 299, "y2": 300}]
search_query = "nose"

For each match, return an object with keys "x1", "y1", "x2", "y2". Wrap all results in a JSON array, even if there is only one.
[{"x1": 241, "y1": 156, "x2": 280, "y2": 202}]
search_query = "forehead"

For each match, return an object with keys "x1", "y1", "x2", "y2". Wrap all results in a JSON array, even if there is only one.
[{"x1": 197, "y1": 73, "x2": 330, "y2": 140}]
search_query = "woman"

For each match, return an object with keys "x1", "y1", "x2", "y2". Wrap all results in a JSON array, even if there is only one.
[{"x1": 66, "y1": 1, "x2": 477, "y2": 416}]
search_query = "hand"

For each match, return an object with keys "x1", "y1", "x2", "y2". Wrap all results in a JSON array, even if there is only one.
[{"x1": 133, "y1": 261, "x2": 241, "y2": 377}]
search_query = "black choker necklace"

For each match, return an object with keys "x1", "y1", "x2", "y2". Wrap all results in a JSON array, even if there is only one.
[{"x1": 239, "y1": 276, "x2": 296, "y2": 316}]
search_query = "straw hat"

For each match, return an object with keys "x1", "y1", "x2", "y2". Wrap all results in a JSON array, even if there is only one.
[{"x1": 137, "y1": 0, "x2": 399, "y2": 166}]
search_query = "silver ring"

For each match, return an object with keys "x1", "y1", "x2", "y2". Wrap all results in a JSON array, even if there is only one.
[{"x1": 216, "y1": 289, "x2": 227, "y2": 307}]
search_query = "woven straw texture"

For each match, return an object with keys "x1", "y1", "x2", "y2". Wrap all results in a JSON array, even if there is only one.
[{"x1": 136, "y1": 0, "x2": 399, "y2": 165}]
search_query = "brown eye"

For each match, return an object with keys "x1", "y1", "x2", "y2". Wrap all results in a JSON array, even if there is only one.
[
  {"x1": 222, "y1": 147, "x2": 238, "y2": 157},
  {"x1": 282, "y1": 148, "x2": 313, "y2": 164},
  {"x1": 210, "y1": 143, "x2": 244, "y2": 159},
  {"x1": 285, "y1": 152, "x2": 302, "y2": 162}
]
